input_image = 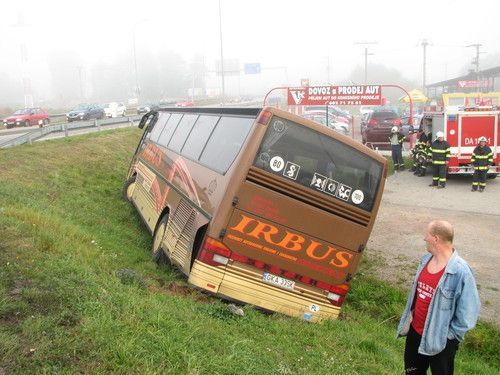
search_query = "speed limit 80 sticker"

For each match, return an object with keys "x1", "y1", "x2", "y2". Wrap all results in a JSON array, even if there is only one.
[{"x1": 269, "y1": 156, "x2": 285, "y2": 172}]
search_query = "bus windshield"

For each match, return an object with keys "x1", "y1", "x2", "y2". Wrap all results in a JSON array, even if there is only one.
[{"x1": 253, "y1": 116, "x2": 383, "y2": 211}]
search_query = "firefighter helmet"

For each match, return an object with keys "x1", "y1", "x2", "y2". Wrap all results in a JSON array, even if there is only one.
[
  {"x1": 436, "y1": 131, "x2": 444, "y2": 138},
  {"x1": 391, "y1": 126, "x2": 398, "y2": 133},
  {"x1": 478, "y1": 136, "x2": 487, "y2": 143}
]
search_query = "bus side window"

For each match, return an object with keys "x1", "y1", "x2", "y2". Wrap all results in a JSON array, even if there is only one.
[
  {"x1": 148, "y1": 113, "x2": 170, "y2": 142},
  {"x1": 199, "y1": 116, "x2": 254, "y2": 173}
]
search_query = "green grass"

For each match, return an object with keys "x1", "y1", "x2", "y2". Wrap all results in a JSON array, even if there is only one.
[{"x1": 0, "y1": 129, "x2": 498, "y2": 374}]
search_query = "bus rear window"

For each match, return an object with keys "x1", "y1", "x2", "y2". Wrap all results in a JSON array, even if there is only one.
[{"x1": 253, "y1": 117, "x2": 383, "y2": 211}]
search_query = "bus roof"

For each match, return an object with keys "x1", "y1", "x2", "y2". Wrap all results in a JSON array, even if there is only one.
[{"x1": 157, "y1": 107, "x2": 262, "y2": 117}]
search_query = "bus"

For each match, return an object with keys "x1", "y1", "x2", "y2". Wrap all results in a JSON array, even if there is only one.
[{"x1": 124, "y1": 107, "x2": 387, "y2": 322}]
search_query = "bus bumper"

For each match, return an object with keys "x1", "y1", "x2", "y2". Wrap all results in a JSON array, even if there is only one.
[{"x1": 189, "y1": 260, "x2": 340, "y2": 323}]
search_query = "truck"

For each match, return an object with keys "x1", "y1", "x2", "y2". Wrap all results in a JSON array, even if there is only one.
[{"x1": 421, "y1": 107, "x2": 499, "y2": 178}]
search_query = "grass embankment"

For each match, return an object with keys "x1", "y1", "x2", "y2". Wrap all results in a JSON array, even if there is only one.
[{"x1": 0, "y1": 129, "x2": 498, "y2": 374}]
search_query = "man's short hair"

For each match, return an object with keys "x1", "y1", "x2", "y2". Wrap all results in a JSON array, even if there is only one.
[{"x1": 430, "y1": 220, "x2": 454, "y2": 243}]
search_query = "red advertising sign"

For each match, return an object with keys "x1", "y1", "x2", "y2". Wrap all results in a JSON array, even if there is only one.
[
  {"x1": 287, "y1": 85, "x2": 382, "y2": 106},
  {"x1": 457, "y1": 80, "x2": 489, "y2": 88}
]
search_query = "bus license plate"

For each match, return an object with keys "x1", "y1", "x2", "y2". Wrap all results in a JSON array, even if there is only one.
[{"x1": 262, "y1": 272, "x2": 295, "y2": 291}]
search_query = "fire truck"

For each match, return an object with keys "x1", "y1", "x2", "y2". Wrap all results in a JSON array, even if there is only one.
[{"x1": 421, "y1": 107, "x2": 499, "y2": 178}]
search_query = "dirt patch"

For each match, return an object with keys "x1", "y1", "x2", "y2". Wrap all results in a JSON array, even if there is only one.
[
  {"x1": 368, "y1": 170, "x2": 500, "y2": 325},
  {"x1": 149, "y1": 280, "x2": 213, "y2": 303}
]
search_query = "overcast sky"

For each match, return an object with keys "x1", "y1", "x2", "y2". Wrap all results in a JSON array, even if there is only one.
[{"x1": 1, "y1": 0, "x2": 499, "y2": 104}]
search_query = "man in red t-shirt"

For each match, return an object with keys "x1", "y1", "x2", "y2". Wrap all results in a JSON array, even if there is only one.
[{"x1": 397, "y1": 220, "x2": 480, "y2": 375}]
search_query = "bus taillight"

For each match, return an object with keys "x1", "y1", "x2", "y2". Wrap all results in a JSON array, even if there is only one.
[
  {"x1": 326, "y1": 284, "x2": 350, "y2": 307},
  {"x1": 198, "y1": 237, "x2": 232, "y2": 266},
  {"x1": 256, "y1": 110, "x2": 273, "y2": 126}
]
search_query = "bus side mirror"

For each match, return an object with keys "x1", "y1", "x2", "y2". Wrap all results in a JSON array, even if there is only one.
[{"x1": 138, "y1": 114, "x2": 149, "y2": 129}]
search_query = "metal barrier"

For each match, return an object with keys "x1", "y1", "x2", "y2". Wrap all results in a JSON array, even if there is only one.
[{"x1": 0, "y1": 115, "x2": 143, "y2": 149}]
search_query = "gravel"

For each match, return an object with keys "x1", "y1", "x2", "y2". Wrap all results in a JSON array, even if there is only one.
[{"x1": 367, "y1": 169, "x2": 499, "y2": 325}]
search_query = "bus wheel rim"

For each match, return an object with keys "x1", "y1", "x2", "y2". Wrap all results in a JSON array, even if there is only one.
[
  {"x1": 153, "y1": 223, "x2": 166, "y2": 251},
  {"x1": 126, "y1": 182, "x2": 136, "y2": 199}
]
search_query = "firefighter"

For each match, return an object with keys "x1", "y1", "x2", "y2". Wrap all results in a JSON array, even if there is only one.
[
  {"x1": 428, "y1": 131, "x2": 450, "y2": 188},
  {"x1": 389, "y1": 126, "x2": 405, "y2": 171},
  {"x1": 471, "y1": 136, "x2": 493, "y2": 192},
  {"x1": 413, "y1": 128, "x2": 429, "y2": 177}
]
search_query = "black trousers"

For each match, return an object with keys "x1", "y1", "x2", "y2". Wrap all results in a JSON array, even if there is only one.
[
  {"x1": 432, "y1": 164, "x2": 447, "y2": 186},
  {"x1": 404, "y1": 326, "x2": 459, "y2": 375},
  {"x1": 472, "y1": 169, "x2": 487, "y2": 189}
]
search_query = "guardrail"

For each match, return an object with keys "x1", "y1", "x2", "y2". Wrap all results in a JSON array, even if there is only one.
[{"x1": 0, "y1": 115, "x2": 143, "y2": 149}]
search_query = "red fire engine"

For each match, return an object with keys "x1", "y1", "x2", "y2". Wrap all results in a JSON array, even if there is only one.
[{"x1": 422, "y1": 107, "x2": 499, "y2": 177}]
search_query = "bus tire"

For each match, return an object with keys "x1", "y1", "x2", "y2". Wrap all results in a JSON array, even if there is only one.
[
  {"x1": 122, "y1": 176, "x2": 136, "y2": 202},
  {"x1": 152, "y1": 215, "x2": 170, "y2": 266}
]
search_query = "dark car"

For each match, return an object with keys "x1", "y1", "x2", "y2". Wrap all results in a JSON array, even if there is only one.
[
  {"x1": 66, "y1": 104, "x2": 105, "y2": 122},
  {"x1": 3, "y1": 107, "x2": 50, "y2": 128},
  {"x1": 361, "y1": 110, "x2": 402, "y2": 146},
  {"x1": 137, "y1": 103, "x2": 159, "y2": 114}
]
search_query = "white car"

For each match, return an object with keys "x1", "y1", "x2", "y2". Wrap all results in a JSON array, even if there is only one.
[
  {"x1": 103, "y1": 102, "x2": 126, "y2": 118},
  {"x1": 359, "y1": 106, "x2": 375, "y2": 116}
]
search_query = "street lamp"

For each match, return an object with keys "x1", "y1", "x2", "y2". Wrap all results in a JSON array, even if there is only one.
[
  {"x1": 218, "y1": 0, "x2": 225, "y2": 107},
  {"x1": 132, "y1": 19, "x2": 147, "y2": 100}
]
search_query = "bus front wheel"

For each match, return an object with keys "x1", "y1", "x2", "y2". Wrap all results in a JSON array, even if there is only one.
[
  {"x1": 122, "y1": 176, "x2": 136, "y2": 202},
  {"x1": 152, "y1": 215, "x2": 170, "y2": 266}
]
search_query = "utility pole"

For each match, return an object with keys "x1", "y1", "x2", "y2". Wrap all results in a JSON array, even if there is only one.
[
  {"x1": 421, "y1": 39, "x2": 429, "y2": 94},
  {"x1": 466, "y1": 43, "x2": 483, "y2": 79},
  {"x1": 354, "y1": 42, "x2": 377, "y2": 84},
  {"x1": 218, "y1": 0, "x2": 225, "y2": 107},
  {"x1": 326, "y1": 56, "x2": 331, "y2": 84},
  {"x1": 77, "y1": 66, "x2": 84, "y2": 99},
  {"x1": 12, "y1": 12, "x2": 33, "y2": 108}
]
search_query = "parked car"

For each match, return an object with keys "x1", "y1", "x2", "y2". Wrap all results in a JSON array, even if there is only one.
[
  {"x1": 103, "y1": 102, "x2": 126, "y2": 118},
  {"x1": 400, "y1": 114, "x2": 423, "y2": 141},
  {"x1": 359, "y1": 106, "x2": 375, "y2": 116},
  {"x1": 303, "y1": 110, "x2": 351, "y2": 132},
  {"x1": 361, "y1": 110, "x2": 402, "y2": 146},
  {"x1": 301, "y1": 112, "x2": 349, "y2": 136},
  {"x1": 137, "y1": 103, "x2": 159, "y2": 114},
  {"x1": 2, "y1": 107, "x2": 50, "y2": 128},
  {"x1": 175, "y1": 101, "x2": 194, "y2": 107},
  {"x1": 66, "y1": 104, "x2": 105, "y2": 122},
  {"x1": 305, "y1": 105, "x2": 351, "y2": 122}
]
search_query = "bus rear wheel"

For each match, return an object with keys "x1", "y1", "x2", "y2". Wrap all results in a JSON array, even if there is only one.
[
  {"x1": 152, "y1": 215, "x2": 170, "y2": 266},
  {"x1": 122, "y1": 176, "x2": 136, "y2": 202}
]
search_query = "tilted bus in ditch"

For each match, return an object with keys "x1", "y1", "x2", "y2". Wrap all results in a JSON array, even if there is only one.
[{"x1": 124, "y1": 107, "x2": 386, "y2": 322}]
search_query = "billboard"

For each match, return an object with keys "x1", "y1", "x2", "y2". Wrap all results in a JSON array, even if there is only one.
[
  {"x1": 287, "y1": 85, "x2": 382, "y2": 106},
  {"x1": 244, "y1": 63, "x2": 261, "y2": 74}
]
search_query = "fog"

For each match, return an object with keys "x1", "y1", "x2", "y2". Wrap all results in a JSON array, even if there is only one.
[{"x1": 1, "y1": 0, "x2": 499, "y2": 109}]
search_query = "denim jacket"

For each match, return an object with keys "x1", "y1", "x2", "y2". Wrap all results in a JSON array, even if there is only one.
[{"x1": 396, "y1": 250, "x2": 480, "y2": 356}]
